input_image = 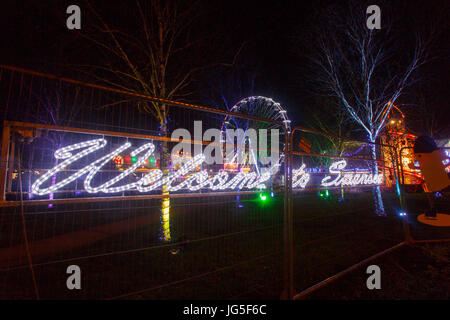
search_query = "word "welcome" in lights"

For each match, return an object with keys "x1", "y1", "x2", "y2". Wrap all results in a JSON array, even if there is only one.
[{"x1": 31, "y1": 139, "x2": 383, "y2": 196}]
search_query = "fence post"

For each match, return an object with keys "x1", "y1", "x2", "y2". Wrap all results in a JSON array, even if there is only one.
[
  {"x1": 397, "y1": 146, "x2": 413, "y2": 243},
  {"x1": 0, "y1": 123, "x2": 11, "y2": 201},
  {"x1": 288, "y1": 130, "x2": 294, "y2": 299},
  {"x1": 282, "y1": 129, "x2": 294, "y2": 299}
]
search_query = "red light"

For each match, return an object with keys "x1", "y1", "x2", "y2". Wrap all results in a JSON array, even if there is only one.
[{"x1": 113, "y1": 155, "x2": 123, "y2": 165}]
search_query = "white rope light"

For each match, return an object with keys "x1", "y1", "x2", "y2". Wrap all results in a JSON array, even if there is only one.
[
  {"x1": 32, "y1": 139, "x2": 108, "y2": 195},
  {"x1": 320, "y1": 160, "x2": 383, "y2": 187},
  {"x1": 84, "y1": 143, "x2": 156, "y2": 193},
  {"x1": 292, "y1": 164, "x2": 310, "y2": 188},
  {"x1": 31, "y1": 139, "x2": 383, "y2": 196}
]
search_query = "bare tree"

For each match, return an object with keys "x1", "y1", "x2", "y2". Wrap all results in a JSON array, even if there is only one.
[
  {"x1": 304, "y1": 96, "x2": 359, "y2": 200},
  {"x1": 406, "y1": 77, "x2": 448, "y2": 139},
  {"x1": 75, "y1": 0, "x2": 225, "y2": 241},
  {"x1": 27, "y1": 85, "x2": 84, "y2": 203},
  {"x1": 308, "y1": 96, "x2": 356, "y2": 159},
  {"x1": 306, "y1": 2, "x2": 429, "y2": 215}
]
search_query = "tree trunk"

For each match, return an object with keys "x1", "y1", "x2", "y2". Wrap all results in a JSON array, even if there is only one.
[
  {"x1": 48, "y1": 153, "x2": 59, "y2": 208},
  {"x1": 370, "y1": 142, "x2": 386, "y2": 216},
  {"x1": 160, "y1": 108, "x2": 171, "y2": 241}
]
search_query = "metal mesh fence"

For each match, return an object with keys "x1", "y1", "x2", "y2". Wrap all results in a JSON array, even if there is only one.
[
  {"x1": 0, "y1": 65, "x2": 446, "y2": 300},
  {"x1": 0, "y1": 66, "x2": 286, "y2": 299},
  {"x1": 0, "y1": 195, "x2": 285, "y2": 299},
  {"x1": 288, "y1": 128, "x2": 407, "y2": 298}
]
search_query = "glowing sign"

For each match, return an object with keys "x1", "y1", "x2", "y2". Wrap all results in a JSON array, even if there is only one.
[
  {"x1": 30, "y1": 139, "x2": 383, "y2": 197},
  {"x1": 321, "y1": 160, "x2": 383, "y2": 187},
  {"x1": 31, "y1": 139, "x2": 271, "y2": 195},
  {"x1": 292, "y1": 164, "x2": 310, "y2": 188}
]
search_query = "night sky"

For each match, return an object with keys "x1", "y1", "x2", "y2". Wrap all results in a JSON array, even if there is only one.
[{"x1": 1, "y1": 0, "x2": 449, "y2": 136}]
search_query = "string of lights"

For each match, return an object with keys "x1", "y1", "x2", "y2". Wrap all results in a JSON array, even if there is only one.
[{"x1": 31, "y1": 139, "x2": 384, "y2": 197}]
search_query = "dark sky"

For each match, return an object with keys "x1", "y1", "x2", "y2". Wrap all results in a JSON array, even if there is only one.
[{"x1": 1, "y1": 0, "x2": 449, "y2": 135}]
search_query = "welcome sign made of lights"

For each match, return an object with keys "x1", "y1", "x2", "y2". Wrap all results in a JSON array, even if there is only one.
[{"x1": 26, "y1": 136, "x2": 383, "y2": 200}]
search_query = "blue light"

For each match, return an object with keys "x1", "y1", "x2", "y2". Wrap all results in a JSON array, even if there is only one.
[
  {"x1": 399, "y1": 212, "x2": 407, "y2": 217},
  {"x1": 271, "y1": 192, "x2": 274, "y2": 198},
  {"x1": 396, "y1": 183, "x2": 401, "y2": 197}
]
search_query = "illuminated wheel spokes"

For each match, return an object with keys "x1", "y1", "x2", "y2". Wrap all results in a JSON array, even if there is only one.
[{"x1": 221, "y1": 96, "x2": 290, "y2": 174}]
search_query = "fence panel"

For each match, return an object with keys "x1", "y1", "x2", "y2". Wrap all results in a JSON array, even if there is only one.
[
  {"x1": 1, "y1": 66, "x2": 445, "y2": 300},
  {"x1": 288, "y1": 128, "x2": 407, "y2": 298},
  {"x1": 0, "y1": 66, "x2": 287, "y2": 299}
]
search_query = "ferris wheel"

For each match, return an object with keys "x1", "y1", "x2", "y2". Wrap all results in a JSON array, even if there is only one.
[{"x1": 220, "y1": 96, "x2": 291, "y2": 175}]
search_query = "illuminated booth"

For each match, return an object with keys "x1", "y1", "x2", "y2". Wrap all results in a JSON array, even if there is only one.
[{"x1": 379, "y1": 105, "x2": 423, "y2": 192}]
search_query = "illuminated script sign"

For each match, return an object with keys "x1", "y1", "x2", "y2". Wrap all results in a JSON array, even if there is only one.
[{"x1": 29, "y1": 139, "x2": 383, "y2": 198}]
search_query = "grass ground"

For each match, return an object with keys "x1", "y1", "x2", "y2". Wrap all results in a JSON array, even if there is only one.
[
  {"x1": 0, "y1": 189, "x2": 448, "y2": 299},
  {"x1": 305, "y1": 242, "x2": 449, "y2": 299}
]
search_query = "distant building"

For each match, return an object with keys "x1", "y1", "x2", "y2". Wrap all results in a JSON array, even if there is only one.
[{"x1": 380, "y1": 106, "x2": 423, "y2": 191}]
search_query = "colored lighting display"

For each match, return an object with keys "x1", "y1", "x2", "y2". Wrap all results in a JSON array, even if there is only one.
[
  {"x1": 112, "y1": 155, "x2": 123, "y2": 165},
  {"x1": 30, "y1": 139, "x2": 384, "y2": 197}
]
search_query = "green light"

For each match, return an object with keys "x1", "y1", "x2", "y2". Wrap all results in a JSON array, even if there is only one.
[
  {"x1": 131, "y1": 156, "x2": 137, "y2": 163},
  {"x1": 149, "y1": 157, "x2": 155, "y2": 163},
  {"x1": 318, "y1": 190, "x2": 329, "y2": 198},
  {"x1": 259, "y1": 193, "x2": 267, "y2": 201}
]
